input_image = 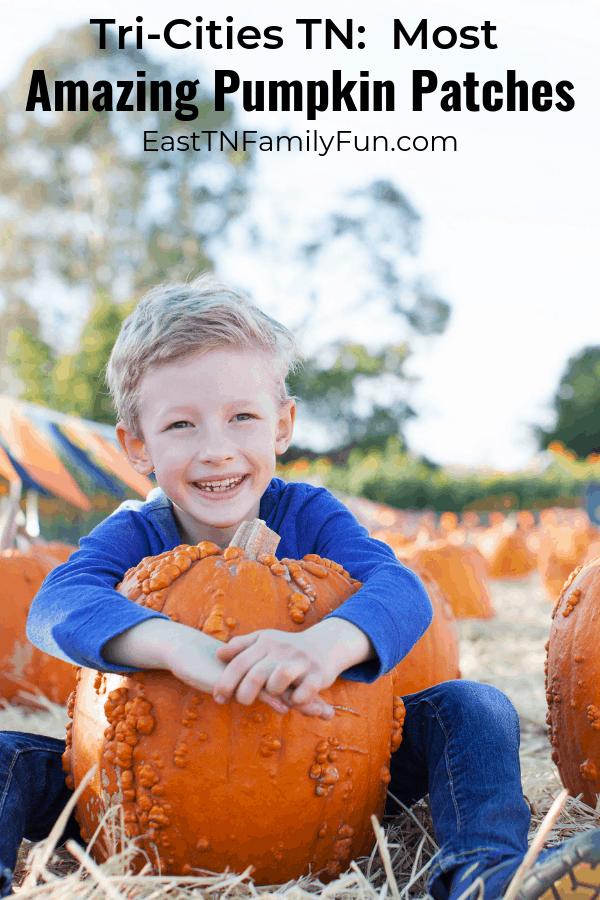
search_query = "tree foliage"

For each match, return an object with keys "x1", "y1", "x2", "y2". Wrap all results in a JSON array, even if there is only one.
[
  {"x1": 281, "y1": 438, "x2": 589, "y2": 514},
  {"x1": 296, "y1": 181, "x2": 450, "y2": 338},
  {"x1": 285, "y1": 342, "x2": 416, "y2": 463},
  {"x1": 251, "y1": 180, "x2": 450, "y2": 456},
  {"x1": 0, "y1": 24, "x2": 247, "y2": 394},
  {"x1": 537, "y1": 346, "x2": 600, "y2": 457},
  {"x1": 7, "y1": 291, "x2": 131, "y2": 423}
]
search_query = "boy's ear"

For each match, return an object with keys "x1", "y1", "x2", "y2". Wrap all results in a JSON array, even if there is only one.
[
  {"x1": 275, "y1": 399, "x2": 296, "y2": 456},
  {"x1": 115, "y1": 421, "x2": 154, "y2": 475}
]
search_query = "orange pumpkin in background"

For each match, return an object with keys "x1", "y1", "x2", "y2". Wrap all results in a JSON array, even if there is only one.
[
  {"x1": 370, "y1": 527, "x2": 413, "y2": 552},
  {"x1": 396, "y1": 540, "x2": 495, "y2": 620},
  {"x1": 0, "y1": 546, "x2": 78, "y2": 705},
  {"x1": 393, "y1": 569, "x2": 460, "y2": 695},
  {"x1": 484, "y1": 530, "x2": 537, "y2": 580},
  {"x1": 64, "y1": 526, "x2": 405, "y2": 884},
  {"x1": 537, "y1": 513, "x2": 600, "y2": 603},
  {"x1": 438, "y1": 511, "x2": 458, "y2": 537},
  {"x1": 516, "y1": 510, "x2": 535, "y2": 532},
  {"x1": 488, "y1": 512, "x2": 506, "y2": 528},
  {"x1": 461, "y1": 511, "x2": 481, "y2": 531},
  {"x1": 546, "y1": 557, "x2": 600, "y2": 807}
]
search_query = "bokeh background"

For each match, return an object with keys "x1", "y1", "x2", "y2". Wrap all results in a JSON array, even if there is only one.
[{"x1": 0, "y1": 0, "x2": 599, "y2": 538}]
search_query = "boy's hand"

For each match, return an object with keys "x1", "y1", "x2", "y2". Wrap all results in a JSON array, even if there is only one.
[
  {"x1": 214, "y1": 630, "x2": 336, "y2": 715},
  {"x1": 214, "y1": 617, "x2": 374, "y2": 713}
]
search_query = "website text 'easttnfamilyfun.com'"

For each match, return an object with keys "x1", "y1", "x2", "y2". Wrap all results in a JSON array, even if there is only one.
[{"x1": 143, "y1": 130, "x2": 458, "y2": 154}]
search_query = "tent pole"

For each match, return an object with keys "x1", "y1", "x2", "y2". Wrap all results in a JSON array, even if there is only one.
[
  {"x1": 25, "y1": 489, "x2": 40, "y2": 538},
  {"x1": 0, "y1": 479, "x2": 23, "y2": 550}
]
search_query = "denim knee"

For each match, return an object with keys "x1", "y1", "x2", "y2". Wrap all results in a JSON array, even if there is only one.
[{"x1": 417, "y1": 680, "x2": 520, "y2": 743}]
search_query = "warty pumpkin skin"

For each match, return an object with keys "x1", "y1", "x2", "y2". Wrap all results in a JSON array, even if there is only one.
[
  {"x1": 546, "y1": 556, "x2": 600, "y2": 807},
  {"x1": 0, "y1": 547, "x2": 77, "y2": 705},
  {"x1": 64, "y1": 542, "x2": 403, "y2": 884}
]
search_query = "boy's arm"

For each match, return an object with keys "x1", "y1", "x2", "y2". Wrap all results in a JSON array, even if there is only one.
[
  {"x1": 27, "y1": 502, "x2": 333, "y2": 718},
  {"x1": 27, "y1": 507, "x2": 177, "y2": 671}
]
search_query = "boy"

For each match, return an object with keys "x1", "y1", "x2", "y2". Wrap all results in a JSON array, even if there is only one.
[{"x1": 1, "y1": 274, "x2": 599, "y2": 899}]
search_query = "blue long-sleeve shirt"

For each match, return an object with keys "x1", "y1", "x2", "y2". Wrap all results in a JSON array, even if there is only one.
[{"x1": 27, "y1": 479, "x2": 433, "y2": 682}]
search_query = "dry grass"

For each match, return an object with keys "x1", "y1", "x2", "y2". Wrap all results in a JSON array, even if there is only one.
[
  {"x1": 4, "y1": 573, "x2": 598, "y2": 899},
  {"x1": 0, "y1": 693, "x2": 69, "y2": 740},
  {"x1": 11, "y1": 795, "x2": 443, "y2": 900}
]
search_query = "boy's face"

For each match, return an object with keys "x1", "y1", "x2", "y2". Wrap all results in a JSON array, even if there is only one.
[{"x1": 117, "y1": 349, "x2": 295, "y2": 547}]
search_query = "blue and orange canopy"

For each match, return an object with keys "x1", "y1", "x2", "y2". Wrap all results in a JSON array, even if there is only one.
[{"x1": 0, "y1": 398, "x2": 153, "y2": 509}]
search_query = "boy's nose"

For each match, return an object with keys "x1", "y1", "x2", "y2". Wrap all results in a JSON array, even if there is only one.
[{"x1": 198, "y1": 426, "x2": 235, "y2": 463}]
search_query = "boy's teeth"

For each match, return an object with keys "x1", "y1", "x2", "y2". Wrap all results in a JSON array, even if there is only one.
[{"x1": 196, "y1": 476, "x2": 245, "y2": 492}]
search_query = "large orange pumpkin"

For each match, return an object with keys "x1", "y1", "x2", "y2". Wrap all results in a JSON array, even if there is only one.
[
  {"x1": 545, "y1": 556, "x2": 600, "y2": 807},
  {"x1": 0, "y1": 546, "x2": 78, "y2": 705},
  {"x1": 64, "y1": 534, "x2": 404, "y2": 884}
]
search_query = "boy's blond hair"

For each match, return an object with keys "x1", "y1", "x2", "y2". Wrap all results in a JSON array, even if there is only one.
[{"x1": 106, "y1": 273, "x2": 301, "y2": 437}]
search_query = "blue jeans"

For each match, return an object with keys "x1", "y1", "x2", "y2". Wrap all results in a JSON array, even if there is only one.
[
  {"x1": 0, "y1": 732, "x2": 82, "y2": 896},
  {"x1": 0, "y1": 681, "x2": 531, "y2": 898},
  {"x1": 389, "y1": 681, "x2": 532, "y2": 900}
]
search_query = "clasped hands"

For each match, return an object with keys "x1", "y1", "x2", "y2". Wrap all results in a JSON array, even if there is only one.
[
  {"x1": 168, "y1": 625, "x2": 343, "y2": 720},
  {"x1": 167, "y1": 618, "x2": 374, "y2": 720},
  {"x1": 105, "y1": 617, "x2": 373, "y2": 722},
  {"x1": 213, "y1": 629, "x2": 338, "y2": 719}
]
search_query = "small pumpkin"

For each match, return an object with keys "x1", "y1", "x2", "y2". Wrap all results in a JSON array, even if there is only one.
[
  {"x1": 438, "y1": 511, "x2": 458, "y2": 536},
  {"x1": 482, "y1": 529, "x2": 537, "y2": 580},
  {"x1": 545, "y1": 556, "x2": 600, "y2": 806},
  {"x1": 0, "y1": 546, "x2": 78, "y2": 705},
  {"x1": 64, "y1": 526, "x2": 404, "y2": 884},
  {"x1": 516, "y1": 510, "x2": 535, "y2": 532}
]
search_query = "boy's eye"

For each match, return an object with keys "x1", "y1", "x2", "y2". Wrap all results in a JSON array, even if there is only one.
[
  {"x1": 167, "y1": 420, "x2": 192, "y2": 430},
  {"x1": 234, "y1": 413, "x2": 257, "y2": 422}
]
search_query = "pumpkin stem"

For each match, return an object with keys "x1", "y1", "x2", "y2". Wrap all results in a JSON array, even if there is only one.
[{"x1": 229, "y1": 519, "x2": 281, "y2": 560}]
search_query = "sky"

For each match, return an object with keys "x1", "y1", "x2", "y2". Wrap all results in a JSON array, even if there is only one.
[{"x1": 1, "y1": 0, "x2": 599, "y2": 470}]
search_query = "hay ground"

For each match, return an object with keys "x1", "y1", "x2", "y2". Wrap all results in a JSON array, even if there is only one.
[{"x1": 1, "y1": 572, "x2": 596, "y2": 899}]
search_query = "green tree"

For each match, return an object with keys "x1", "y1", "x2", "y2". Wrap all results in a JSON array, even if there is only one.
[
  {"x1": 285, "y1": 342, "x2": 416, "y2": 463},
  {"x1": 7, "y1": 291, "x2": 131, "y2": 423},
  {"x1": 536, "y1": 346, "x2": 600, "y2": 457},
  {"x1": 296, "y1": 181, "x2": 450, "y2": 338}
]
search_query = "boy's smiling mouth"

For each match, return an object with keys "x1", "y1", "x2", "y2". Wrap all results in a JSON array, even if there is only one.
[{"x1": 193, "y1": 475, "x2": 248, "y2": 493}]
